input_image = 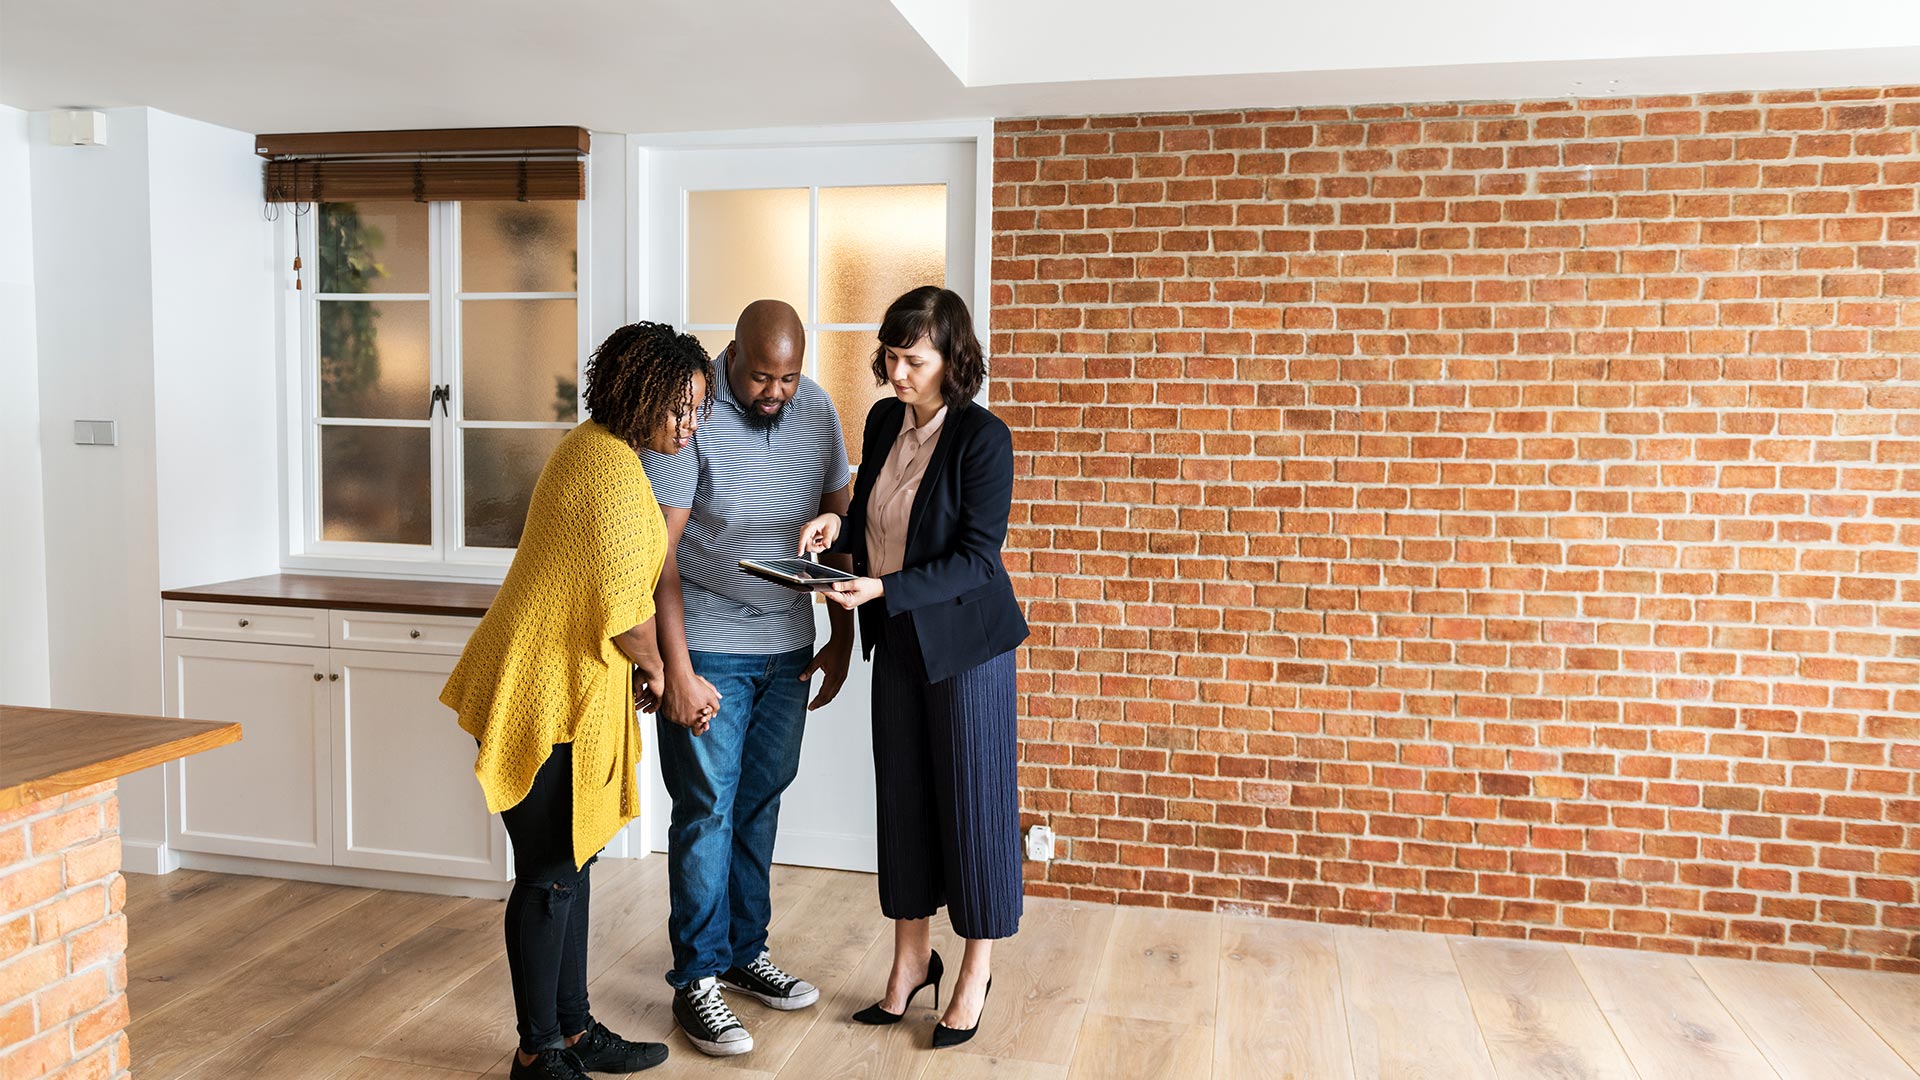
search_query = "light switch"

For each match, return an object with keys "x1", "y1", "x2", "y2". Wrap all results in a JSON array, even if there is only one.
[{"x1": 73, "y1": 420, "x2": 117, "y2": 446}]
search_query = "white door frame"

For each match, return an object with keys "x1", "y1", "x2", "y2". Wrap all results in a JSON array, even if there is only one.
[{"x1": 619, "y1": 121, "x2": 992, "y2": 870}]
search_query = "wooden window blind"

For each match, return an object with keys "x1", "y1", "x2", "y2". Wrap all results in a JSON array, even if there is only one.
[{"x1": 259, "y1": 126, "x2": 588, "y2": 203}]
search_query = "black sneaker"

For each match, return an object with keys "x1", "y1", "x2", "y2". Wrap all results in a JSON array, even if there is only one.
[
  {"x1": 673, "y1": 976, "x2": 753, "y2": 1057},
  {"x1": 509, "y1": 1047, "x2": 588, "y2": 1080},
  {"x1": 720, "y1": 950, "x2": 821, "y2": 1011},
  {"x1": 569, "y1": 1020, "x2": 668, "y2": 1073}
]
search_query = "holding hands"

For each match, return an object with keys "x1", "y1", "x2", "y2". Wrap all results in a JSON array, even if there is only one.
[
  {"x1": 797, "y1": 513, "x2": 885, "y2": 612},
  {"x1": 637, "y1": 667, "x2": 721, "y2": 736}
]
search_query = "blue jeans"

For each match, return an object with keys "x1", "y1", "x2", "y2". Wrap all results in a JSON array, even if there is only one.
[{"x1": 657, "y1": 646, "x2": 812, "y2": 987}]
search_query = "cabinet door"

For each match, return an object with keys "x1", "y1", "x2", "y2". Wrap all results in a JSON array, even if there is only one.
[
  {"x1": 164, "y1": 638, "x2": 333, "y2": 864},
  {"x1": 330, "y1": 649, "x2": 509, "y2": 879}
]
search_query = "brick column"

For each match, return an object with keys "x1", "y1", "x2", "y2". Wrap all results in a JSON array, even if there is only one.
[{"x1": 0, "y1": 782, "x2": 131, "y2": 1078}]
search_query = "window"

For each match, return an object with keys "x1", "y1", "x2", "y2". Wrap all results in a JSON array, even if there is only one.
[
  {"x1": 648, "y1": 141, "x2": 976, "y2": 465},
  {"x1": 298, "y1": 198, "x2": 585, "y2": 566}
]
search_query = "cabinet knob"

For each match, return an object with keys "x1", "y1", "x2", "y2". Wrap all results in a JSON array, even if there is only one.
[
  {"x1": 409, "y1": 629, "x2": 422, "y2": 639},
  {"x1": 329, "y1": 673, "x2": 340, "y2": 682},
  {"x1": 312, "y1": 672, "x2": 323, "y2": 682},
  {"x1": 238, "y1": 618, "x2": 250, "y2": 628}
]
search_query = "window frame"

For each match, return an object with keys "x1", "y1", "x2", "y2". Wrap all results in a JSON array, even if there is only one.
[{"x1": 279, "y1": 195, "x2": 591, "y2": 580}]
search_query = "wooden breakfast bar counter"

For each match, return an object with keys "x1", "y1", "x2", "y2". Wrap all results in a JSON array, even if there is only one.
[{"x1": 0, "y1": 705, "x2": 240, "y2": 1077}]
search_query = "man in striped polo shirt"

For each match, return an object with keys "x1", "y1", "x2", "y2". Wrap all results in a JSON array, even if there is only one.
[{"x1": 642, "y1": 300, "x2": 855, "y2": 1058}]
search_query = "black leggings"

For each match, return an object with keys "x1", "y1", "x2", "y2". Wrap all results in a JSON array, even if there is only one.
[{"x1": 500, "y1": 742, "x2": 596, "y2": 1054}]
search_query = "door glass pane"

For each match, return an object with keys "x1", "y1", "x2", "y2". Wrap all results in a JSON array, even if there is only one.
[
  {"x1": 687, "y1": 188, "x2": 808, "y2": 325},
  {"x1": 818, "y1": 185, "x2": 946, "y2": 324},
  {"x1": 319, "y1": 426, "x2": 430, "y2": 544},
  {"x1": 817, "y1": 331, "x2": 891, "y2": 467},
  {"x1": 317, "y1": 201, "x2": 429, "y2": 294},
  {"x1": 462, "y1": 202, "x2": 577, "y2": 293},
  {"x1": 461, "y1": 299, "x2": 579, "y2": 422},
  {"x1": 463, "y1": 427, "x2": 569, "y2": 549},
  {"x1": 692, "y1": 330, "x2": 732, "y2": 365},
  {"x1": 318, "y1": 300, "x2": 430, "y2": 420}
]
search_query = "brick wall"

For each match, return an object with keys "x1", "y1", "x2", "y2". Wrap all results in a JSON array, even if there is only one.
[
  {"x1": 0, "y1": 784, "x2": 132, "y2": 1078},
  {"x1": 993, "y1": 87, "x2": 1920, "y2": 971}
]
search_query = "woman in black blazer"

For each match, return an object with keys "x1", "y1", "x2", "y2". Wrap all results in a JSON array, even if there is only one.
[{"x1": 797, "y1": 286, "x2": 1027, "y2": 1049}]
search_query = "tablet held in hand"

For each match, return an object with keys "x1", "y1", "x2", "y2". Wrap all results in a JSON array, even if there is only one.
[{"x1": 739, "y1": 557, "x2": 859, "y2": 591}]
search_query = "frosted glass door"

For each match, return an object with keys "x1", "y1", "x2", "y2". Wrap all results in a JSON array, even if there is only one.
[{"x1": 642, "y1": 139, "x2": 977, "y2": 871}]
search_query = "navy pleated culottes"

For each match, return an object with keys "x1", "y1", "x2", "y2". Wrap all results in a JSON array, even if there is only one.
[{"x1": 869, "y1": 614, "x2": 1023, "y2": 940}]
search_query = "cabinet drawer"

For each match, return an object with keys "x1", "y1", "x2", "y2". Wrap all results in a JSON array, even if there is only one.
[
  {"x1": 163, "y1": 600, "x2": 330, "y2": 647},
  {"x1": 330, "y1": 610, "x2": 478, "y2": 655}
]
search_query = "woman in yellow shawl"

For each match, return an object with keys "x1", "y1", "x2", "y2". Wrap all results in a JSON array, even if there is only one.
[{"x1": 442, "y1": 321, "x2": 717, "y2": 1080}]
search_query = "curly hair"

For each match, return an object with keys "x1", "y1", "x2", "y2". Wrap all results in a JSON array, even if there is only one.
[
  {"x1": 869, "y1": 286, "x2": 986, "y2": 406},
  {"x1": 583, "y1": 321, "x2": 714, "y2": 449}
]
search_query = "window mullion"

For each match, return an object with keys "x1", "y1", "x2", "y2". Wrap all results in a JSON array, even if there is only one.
[{"x1": 432, "y1": 200, "x2": 455, "y2": 559}]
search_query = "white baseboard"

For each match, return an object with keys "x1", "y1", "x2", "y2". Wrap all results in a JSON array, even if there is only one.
[
  {"x1": 120, "y1": 839, "x2": 180, "y2": 876},
  {"x1": 172, "y1": 850, "x2": 514, "y2": 900}
]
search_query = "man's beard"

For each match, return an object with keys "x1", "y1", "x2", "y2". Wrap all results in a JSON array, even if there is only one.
[{"x1": 742, "y1": 399, "x2": 788, "y2": 429}]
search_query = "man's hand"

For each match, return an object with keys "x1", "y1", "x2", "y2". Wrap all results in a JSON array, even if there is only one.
[
  {"x1": 659, "y1": 669, "x2": 721, "y2": 737},
  {"x1": 801, "y1": 635, "x2": 854, "y2": 710}
]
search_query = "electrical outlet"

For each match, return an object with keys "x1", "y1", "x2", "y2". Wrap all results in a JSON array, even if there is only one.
[{"x1": 1025, "y1": 824, "x2": 1055, "y2": 862}]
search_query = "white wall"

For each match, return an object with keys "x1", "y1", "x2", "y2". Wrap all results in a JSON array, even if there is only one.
[
  {"x1": 148, "y1": 109, "x2": 279, "y2": 591},
  {"x1": 30, "y1": 107, "x2": 164, "y2": 723},
  {"x1": 960, "y1": 0, "x2": 1920, "y2": 86},
  {"x1": 29, "y1": 107, "x2": 279, "y2": 863},
  {"x1": 0, "y1": 106, "x2": 52, "y2": 707}
]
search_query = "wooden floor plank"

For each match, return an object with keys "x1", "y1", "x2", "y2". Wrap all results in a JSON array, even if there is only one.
[
  {"x1": 1818, "y1": 968, "x2": 1920, "y2": 1074},
  {"x1": 660, "y1": 866, "x2": 881, "y2": 1077},
  {"x1": 1087, "y1": 906, "x2": 1220, "y2": 1028},
  {"x1": 370, "y1": 857, "x2": 673, "y2": 1073},
  {"x1": 920, "y1": 1054, "x2": 1068, "y2": 1080},
  {"x1": 1569, "y1": 946, "x2": 1777, "y2": 1080},
  {"x1": 123, "y1": 871, "x2": 285, "y2": 961},
  {"x1": 1449, "y1": 938, "x2": 1637, "y2": 1080},
  {"x1": 1065, "y1": 1014, "x2": 1211, "y2": 1080},
  {"x1": 1693, "y1": 956, "x2": 1917, "y2": 1080},
  {"x1": 129, "y1": 877, "x2": 374, "y2": 1017},
  {"x1": 120, "y1": 863, "x2": 1920, "y2": 1080},
  {"x1": 771, "y1": 920, "x2": 948, "y2": 1080},
  {"x1": 947, "y1": 898, "x2": 1113, "y2": 1069},
  {"x1": 1217, "y1": 916, "x2": 1353, "y2": 1080},
  {"x1": 130, "y1": 889, "x2": 465, "y2": 1080},
  {"x1": 181, "y1": 915, "x2": 500, "y2": 1080},
  {"x1": 1338, "y1": 926, "x2": 1497, "y2": 1080},
  {"x1": 329, "y1": 1057, "x2": 484, "y2": 1080}
]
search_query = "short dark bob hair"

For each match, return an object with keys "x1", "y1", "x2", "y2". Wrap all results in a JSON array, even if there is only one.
[{"x1": 869, "y1": 286, "x2": 986, "y2": 406}]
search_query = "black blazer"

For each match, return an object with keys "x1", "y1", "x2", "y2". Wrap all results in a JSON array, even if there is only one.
[{"x1": 833, "y1": 397, "x2": 1029, "y2": 684}]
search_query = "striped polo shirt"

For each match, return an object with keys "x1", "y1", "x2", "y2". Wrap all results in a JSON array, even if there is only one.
[{"x1": 641, "y1": 347, "x2": 852, "y2": 654}]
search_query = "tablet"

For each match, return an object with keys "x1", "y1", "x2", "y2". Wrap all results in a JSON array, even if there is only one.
[{"x1": 738, "y1": 557, "x2": 859, "y2": 591}]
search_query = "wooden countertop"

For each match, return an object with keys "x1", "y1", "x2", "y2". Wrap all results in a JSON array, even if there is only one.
[
  {"x1": 0, "y1": 706, "x2": 242, "y2": 812},
  {"x1": 162, "y1": 574, "x2": 498, "y2": 619}
]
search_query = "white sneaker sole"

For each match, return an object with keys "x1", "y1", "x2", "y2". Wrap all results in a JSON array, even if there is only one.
[
  {"x1": 684, "y1": 1029, "x2": 754, "y2": 1057},
  {"x1": 718, "y1": 979, "x2": 821, "y2": 1011}
]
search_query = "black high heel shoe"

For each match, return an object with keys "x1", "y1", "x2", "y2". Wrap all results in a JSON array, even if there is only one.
[
  {"x1": 852, "y1": 949, "x2": 944, "y2": 1025},
  {"x1": 931, "y1": 977, "x2": 991, "y2": 1049}
]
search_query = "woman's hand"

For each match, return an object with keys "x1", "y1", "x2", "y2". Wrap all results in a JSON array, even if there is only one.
[
  {"x1": 823, "y1": 576, "x2": 884, "y2": 610},
  {"x1": 660, "y1": 670, "x2": 721, "y2": 737},
  {"x1": 797, "y1": 513, "x2": 841, "y2": 557}
]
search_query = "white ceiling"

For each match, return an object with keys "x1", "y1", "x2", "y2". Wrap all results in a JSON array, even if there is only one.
[{"x1": 5, "y1": 0, "x2": 1920, "y2": 135}]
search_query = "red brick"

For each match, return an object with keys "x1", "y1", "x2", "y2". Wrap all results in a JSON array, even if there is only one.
[{"x1": 994, "y1": 87, "x2": 1920, "y2": 970}]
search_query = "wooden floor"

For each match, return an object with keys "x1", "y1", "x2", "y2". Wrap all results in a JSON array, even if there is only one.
[{"x1": 124, "y1": 860, "x2": 1920, "y2": 1080}]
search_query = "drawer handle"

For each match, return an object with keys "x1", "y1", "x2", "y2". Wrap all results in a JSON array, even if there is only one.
[
  {"x1": 312, "y1": 672, "x2": 323, "y2": 682},
  {"x1": 238, "y1": 618, "x2": 250, "y2": 628},
  {"x1": 409, "y1": 629, "x2": 422, "y2": 639},
  {"x1": 330, "y1": 673, "x2": 340, "y2": 682}
]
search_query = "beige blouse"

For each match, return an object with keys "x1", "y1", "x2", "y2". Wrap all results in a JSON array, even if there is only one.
[{"x1": 864, "y1": 404, "x2": 949, "y2": 579}]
